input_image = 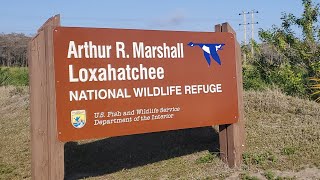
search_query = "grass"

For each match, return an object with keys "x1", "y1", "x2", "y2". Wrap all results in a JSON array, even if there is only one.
[
  {"x1": 244, "y1": 89, "x2": 320, "y2": 171},
  {"x1": 0, "y1": 87, "x2": 320, "y2": 179},
  {"x1": 0, "y1": 67, "x2": 28, "y2": 86},
  {"x1": 0, "y1": 86, "x2": 30, "y2": 180},
  {"x1": 243, "y1": 151, "x2": 278, "y2": 167}
]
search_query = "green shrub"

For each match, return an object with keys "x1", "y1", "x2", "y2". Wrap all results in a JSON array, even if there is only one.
[
  {"x1": 243, "y1": 65, "x2": 268, "y2": 91},
  {"x1": 0, "y1": 67, "x2": 10, "y2": 86},
  {"x1": 269, "y1": 64, "x2": 306, "y2": 97},
  {"x1": 0, "y1": 67, "x2": 29, "y2": 86},
  {"x1": 7, "y1": 67, "x2": 29, "y2": 86}
]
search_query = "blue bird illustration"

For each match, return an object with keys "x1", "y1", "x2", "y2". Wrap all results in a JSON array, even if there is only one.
[
  {"x1": 188, "y1": 42, "x2": 225, "y2": 66},
  {"x1": 74, "y1": 116, "x2": 80, "y2": 122},
  {"x1": 73, "y1": 116, "x2": 85, "y2": 128}
]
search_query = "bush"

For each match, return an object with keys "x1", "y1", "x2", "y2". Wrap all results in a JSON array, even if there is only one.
[
  {"x1": 0, "y1": 67, "x2": 29, "y2": 86},
  {"x1": 269, "y1": 64, "x2": 306, "y2": 97},
  {"x1": 0, "y1": 67, "x2": 10, "y2": 86},
  {"x1": 243, "y1": 65, "x2": 267, "y2": 91},
  {"x1": 7, "y1": 67, "x2": 29, "y2": 86}
]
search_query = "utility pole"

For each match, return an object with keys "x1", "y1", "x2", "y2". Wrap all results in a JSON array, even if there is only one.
[
  {"x1": 239, "y1": 10, "x2": 259, "y2": 61},
  {"x1": 239, "y1": 11, "x2": 249, "y2": 62},
  {"x1": 239, "y1": 11, "x2": 249, "y2": 45},
  {"x1": 250, "y1": 10, "x2": 259, "y2": 56}
]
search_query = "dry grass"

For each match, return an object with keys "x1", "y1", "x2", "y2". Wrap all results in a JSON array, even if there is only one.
[
  {"x1": 0, "y1": 87, "x2": 319, "y2": 179},
  {"x1": 0, "y1": 86, "x2": 30, "y2": 180},
  {"x1": 244, "y1": 89, "x2": 320, "y2": 171}
]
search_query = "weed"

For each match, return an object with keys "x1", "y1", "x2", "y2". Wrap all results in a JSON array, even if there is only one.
[
  {"x1": 240, "y1": 172, "x2": 260, "y2": 180},
  {"x1": 281, "y1": 147, "x2": 296, "y2": 156},
  {"x1": 196, "y1": 152, "x2": 217, "y2": 164},
  {"x1": 268, "y1": 155, "x2": 278, "y2": 163},
  {"x1": 252, "y1": 153, "x2": 268, "y2": 165},
  {"x1": 263, "y1": 170, "x2": 276, "y2": 180},
  {"x1": 243, "y1": 151, "x2": 277, "y2": 166},
  {"x1": 243, "y1": 152, "x2": 252, "y2": 165}
]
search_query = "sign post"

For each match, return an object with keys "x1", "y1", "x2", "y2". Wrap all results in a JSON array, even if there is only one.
[
  {"x1": 215, "y1": 23, "x2": 245, "y2": 167},
  {"x1": 28, "y1": 15, "x2": 64, "y2": 180},
  {"x1": 28, "y1": 15, "x2": 244, "y2": 179}
]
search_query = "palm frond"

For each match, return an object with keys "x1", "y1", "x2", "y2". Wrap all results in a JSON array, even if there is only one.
[{"x1": 310, "y1": 77, "x2": 320, "y2": 102}]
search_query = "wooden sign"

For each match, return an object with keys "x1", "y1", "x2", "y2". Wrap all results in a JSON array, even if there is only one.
[
  {"x1": 53, "y1": 27, "x2": 239, "y2": 141},
  {"x1": 29, "y1": 16, "x2": 244, "y2": 179}
]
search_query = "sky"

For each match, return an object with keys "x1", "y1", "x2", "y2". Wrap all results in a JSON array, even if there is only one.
[{"x1": 0, "y1": 0, "x2": 306, "y2": 43}]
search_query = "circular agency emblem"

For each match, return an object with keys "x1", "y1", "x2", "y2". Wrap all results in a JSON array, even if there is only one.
[{"x1": 71, "y1": 110, "x2": 86, "y2": 128}]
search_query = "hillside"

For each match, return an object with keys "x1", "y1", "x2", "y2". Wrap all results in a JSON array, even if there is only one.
[{"x1": 0, "y1": 87, "x2": 319, "y2": 179}]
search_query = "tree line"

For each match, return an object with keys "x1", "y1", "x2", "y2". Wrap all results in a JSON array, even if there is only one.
[{"x1": 0, "y1": 33, "x2": 31, "y2": 67}]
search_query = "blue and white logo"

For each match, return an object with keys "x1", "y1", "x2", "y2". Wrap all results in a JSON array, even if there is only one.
[
  {"x1": 71, "y1": 110, "x2": 86, "y2": 129},
  {"x1": 188, "y1": 42, "x2": 225, "y2": 66}
]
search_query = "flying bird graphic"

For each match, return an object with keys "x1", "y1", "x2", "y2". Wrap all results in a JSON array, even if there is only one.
[{"x1": 188, "y1": 42, "x2": 225, "y2": 66}]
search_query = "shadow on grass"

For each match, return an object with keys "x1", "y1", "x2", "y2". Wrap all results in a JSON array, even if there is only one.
[{"x1": 65, "y1": 127, "x2": 219, "y2": 180}]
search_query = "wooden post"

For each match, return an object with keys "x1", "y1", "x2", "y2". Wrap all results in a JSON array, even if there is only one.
[
  {"x1": 28, "y1": 15, "x2": 64, "y2": 180},
  {"x1": 215, "y1": 23, "x2": 245, "y2": 168}
]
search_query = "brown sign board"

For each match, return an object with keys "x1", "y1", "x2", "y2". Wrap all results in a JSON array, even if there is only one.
[{"x1": 53, "y1": 27, "x2": 239, "y2": 141}]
